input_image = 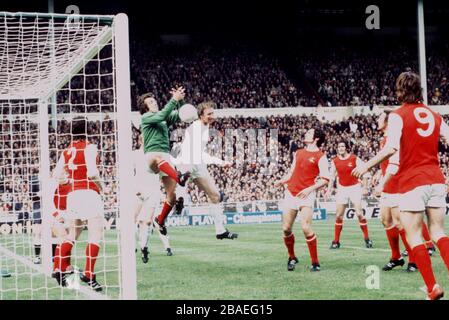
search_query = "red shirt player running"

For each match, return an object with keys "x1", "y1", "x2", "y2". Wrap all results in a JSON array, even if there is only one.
[
  {"x1": 353, "y1": 72, "x2": 449, "y2": 300},
  {"x1": 276, "y1": 128, "x2": 330, "y2": 272},
  {"x1": 326, "y1": 141, "x2": 371, "y2": 249},
  {"x1": 52, "y1": 117, "x2": 104, "y2": 292}
]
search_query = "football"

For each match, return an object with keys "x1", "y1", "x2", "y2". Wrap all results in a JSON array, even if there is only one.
[{"x1": 178, "y1": 104, "x2": 198, "y2": 123}]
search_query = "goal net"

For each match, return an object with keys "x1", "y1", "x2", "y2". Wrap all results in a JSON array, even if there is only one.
[{"x1": 0, "y1": 12, "x2": 136, "y2": 300}]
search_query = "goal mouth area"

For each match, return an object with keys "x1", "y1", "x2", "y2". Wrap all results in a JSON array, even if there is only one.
[{"x1": 0, "y1": 12, "x2": 114, "y2": 101}]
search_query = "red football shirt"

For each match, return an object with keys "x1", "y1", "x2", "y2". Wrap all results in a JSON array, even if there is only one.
[
  {"x1": 286, "y1": 148, "x2": 330, "y2": 196},
  {"x1": 386, "y1": 103, "x2": 445, "y2": 193},
  {"x1": 55, "y1": 140, "x2": 100, "y2": 195},
  {"x1": 379, "y1": 136, "x2": 399, "y2": 194},
  {"x1": 333, "y1": 154, "x2": 359, "y2": 187}
]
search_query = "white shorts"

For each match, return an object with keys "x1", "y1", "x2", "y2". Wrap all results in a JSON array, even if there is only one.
[
  {"x1": 66, "y1": 190, "x2": 104, "y2": 220},
  {"x1": 380, "y1": 193, "x2": 399, "y2": 208},
  {"x1": 134, "y1": 171, "x2": 161, "y2": 205},
  {"x1": 282, "y1": 190, "x2": 316, "y2": 211},
  {"x1": 399, "y1": 184, "x2": 446, "y2": 212},
  {"x1": 136, "y1": 200, "x2": 159, "y2": 222},
  {"x1": 335, "y1": 184, "x2": 362, "y2": 205},
  {"x1": 145, "y1": 152, "x2": 171, "y2": 176}
]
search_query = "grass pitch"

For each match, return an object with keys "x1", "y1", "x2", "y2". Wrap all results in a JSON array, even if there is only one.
[
  {"x1": 2, "y1": 218, "x2": 449, "y2": 300},
  {"x1": 137, "y1": 218, "x2": 449, "y2": 300}
]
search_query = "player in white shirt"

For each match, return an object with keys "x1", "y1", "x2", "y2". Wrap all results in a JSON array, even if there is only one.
[
  {"x1": 171, "y1": 101, "x2": 238, "y2": 240},
  {"x1": 132, "y1": 132, "x2": 172, "y2": 263}
]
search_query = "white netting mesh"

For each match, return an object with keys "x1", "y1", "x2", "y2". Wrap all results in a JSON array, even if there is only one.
[
  {"x1": 0, "y1": 13, "x2": 110, "y2": 100},
  {"x1": 0, "y1": 12, "x2": 130, "y2": 300}
]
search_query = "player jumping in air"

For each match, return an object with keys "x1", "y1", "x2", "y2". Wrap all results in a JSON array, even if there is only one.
[
  {"x1": 325, "y1": 141, "x2": 373, "y2": 249},
  {"x1": 132, "y1": 131, "x2": 172, "y2": 263},
  {"x1": 172, "y1": 101, "x2": 238, "y2": 240},
  {"x1": 353, "y1": 71, "x2": 449, "y2": 300},
  {"x1": 51, "y1": 117, "x2": 104, "y2": 292},
  {"x1": 138, "y1": 87, "x2": 190, "y2": 235},
  {"x1": 276, "y1": 128, "x2": 330, "y2": 272}
]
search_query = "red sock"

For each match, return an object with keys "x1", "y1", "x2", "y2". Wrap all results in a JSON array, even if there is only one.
[
  {"x1": 306, "y1": 234, "x2": 319, "y2": 265},
  {"x1": 84, "y1": 243, "x2": 100, "y2": 280},
  {"x1": 158, "y1": 161, "x2": 180, "y2": 183},
  {"x1": 422, "y1": 223, "x2": 433, "y2": 249},
  {"x1": 53, "y1": 245, "x2": 61, "y2": 272},
  {"x1": 385, "y1": 226, "x2": 401, "y2": 260},
  {"x1": 54, "y1": 241, "x2": 74, "y2": 272},
  {"x1": 358, "y1": 217, "x2": 369, "y2": 240},
  {"x1": 283, "y1": 234, "x2": 296, "y2": 259},
  {"x1": 412, "y1": 244, "x2": 437, "y2": 293},
  {"x1": 334, "y1": 218, "x2": 343, "y2": 242},
  {"x1": 436, "y1": 236, "x2": 449, "y2": 273},
  {"x1": 157, "y1": 201, "x2": 173, "y2": 224},
  {"x1": 399, "y1": 229, "x2": 415, "y2": 264}
]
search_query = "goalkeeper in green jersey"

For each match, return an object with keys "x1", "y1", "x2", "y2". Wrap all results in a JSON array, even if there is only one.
[{"x1": 138, "y1": 86, "x2": 190, "y2": 232}]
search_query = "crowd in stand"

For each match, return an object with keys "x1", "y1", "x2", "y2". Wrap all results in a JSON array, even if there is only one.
[
  {"x1": 173, "y1": 113, "x2": 449, "y2": 204},
  {"x1": 48, "y1": 40, "x2": 449, "y2": 114},
  {"x1": 2, "y1": 112, "x2": 449, "y2": 216},
  {"x1": 130, "y1": 41, "x2": 308, "y2": 109},
  {"x1": 128, "y1": 40, "x2": 449, "y2": 109},
  {"x1": 3, "y1": 39, "x2": 449, "y2": 217}
]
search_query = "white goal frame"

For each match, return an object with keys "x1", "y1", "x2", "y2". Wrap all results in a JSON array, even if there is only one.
[{"x1": 0, "y1": 11, "x2": 137, "y2": 300}]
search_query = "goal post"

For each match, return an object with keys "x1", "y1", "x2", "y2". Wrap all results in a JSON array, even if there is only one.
[
  {"x1": 114, "y1": 12, "x2": 137, "y2": 301},
  {"x1": 0, "y1": 11, "x2": 136, "y2": 300}
]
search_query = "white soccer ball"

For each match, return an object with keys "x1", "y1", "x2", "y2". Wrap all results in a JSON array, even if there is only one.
[{"x1": 178, "y1": 104, "x2": 198, "y2": 123}]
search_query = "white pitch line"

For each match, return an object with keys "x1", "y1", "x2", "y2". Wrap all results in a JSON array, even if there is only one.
[
  {"x1": 0, "y1": 245, "x2": 109, "y2": 300},
  {"x1": 319, "y1": 244, "x2": 391, "y2": 253}
]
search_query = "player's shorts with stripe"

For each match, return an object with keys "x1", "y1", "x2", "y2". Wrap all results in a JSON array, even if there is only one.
[
  {"x1": 335, "y1": 184, "x2": 362, "y2": 205},
  {"x1": 66, "y1": 189, "x2": 103, "y2": 220},
  {"x1": 145, "y1": 152, "x2": 171, "y2": 177},
  {"x1": 282, "y1": 189, "x2": 316, "y2": 211},
  {"x1": 398, "y1": 184, "x2": 446, "y2": 212},
  {"x1": 380, "y1": 192, "x2": 399, "y2": 208}
]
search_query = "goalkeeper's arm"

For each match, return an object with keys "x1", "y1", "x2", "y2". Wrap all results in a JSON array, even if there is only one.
[{"x1": 141, "y1": 99, "x2": 180, "y2": 125}]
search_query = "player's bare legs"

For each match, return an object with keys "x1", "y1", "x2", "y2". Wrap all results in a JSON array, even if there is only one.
[
  {"x1": 421, "y1": 217, "x2": 437, "y2": 255},
  {"x1": 80, "y1": 216, "x2": 104, "y2": 291},
  {"x1": 400, "y1": 211, "x2": 444, "y2": 298},
  {"x1": 282, "y1": 209, "x2": 299, "y2": 271},
  {"x1": 331, "y1": 204, "x2": 346, "y2": 248},
  {"x1": 154, "y1": 176, "x2": 177, "y2": 232},
  {"x1": 194, "y1": 177, "x2": 238, "y2": 239},
  {"x1": 53, "y1": 219, "x2": 83, "y2": 286},
  {"x1": 426, "y1": 208, "x2": 449, "y2": 269},
  {"x1": 353, "y1": 201, "x2": 372, "y2": 247},
  {"x1": 147, "y1": 156, "x2": 190, "y2": 187},
  {"x1": 380, "y1": 206, "x2": 405, "y2": 271},
  {"x1": 149, "y1": 209, "x2": 173, "y2": 256},
  {"x1": 301, "y1": 206, "x2": 320, "y2": 271},
  {"x1": 389, "y1": 207, "x2": 417, "y2": 271}
]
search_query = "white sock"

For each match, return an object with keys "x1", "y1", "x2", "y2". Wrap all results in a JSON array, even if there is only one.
[
  {"x1": 157, "y1": 230, "x2": 171, "y2": 250},
  {"x1": 139, "y1": 223, "x2": 149, "y2": 250},
  {"x1": 210, "y1": 203, "x2": 226, "y2": 235}
]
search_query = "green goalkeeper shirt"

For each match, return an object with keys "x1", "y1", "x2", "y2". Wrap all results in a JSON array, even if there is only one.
[{"x1": 141, "y1": 98, "x2": 181, "y2": 153}]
